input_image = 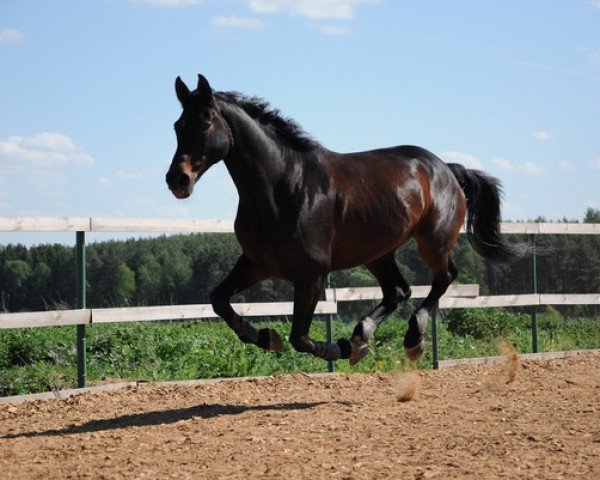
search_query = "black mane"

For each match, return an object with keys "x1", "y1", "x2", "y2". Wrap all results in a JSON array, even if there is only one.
[{"x1": 216, "y1": 91, "x2": 320, "y2": 152}]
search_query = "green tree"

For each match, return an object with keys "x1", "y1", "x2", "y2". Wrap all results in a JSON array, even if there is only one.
[
  {"x1": 137, "y1": 253, "x2": 162, "y2": 304},
  {"x1": 115, "y1": 263, "x2": 136, "y2": 304},
  {"x1": 29, "y1": 261, "x2": 52, "y2": 310},
  {"x1": 584, "y1": 207, "x2": 600, "y2": 223},
  {"x1": 0, "y1": 260, "x2": 31, "y2": 310},
  {"x1": 157, "y1": 245, "x2": 193, "y2": 304},
  {"x1": 2, "y1": 260, "x2": 31, "y2": 289}
]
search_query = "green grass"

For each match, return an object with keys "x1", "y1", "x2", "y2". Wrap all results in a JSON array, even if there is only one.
[{"x1": 1, "y1": 310, "x2": 599, "y2": 397}]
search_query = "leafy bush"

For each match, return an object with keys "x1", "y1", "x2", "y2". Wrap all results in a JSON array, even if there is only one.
[
  {"x1": 0, "y1": 363, "x2": 76, "y2": 396},
  {"x1": 1, "y1": 312, "x2": 599, "y2": 396},
  {"x1": 0, "y1": 329, "x2": 74, "y2": 368},
  {"x1": 445, "y1": 308, "x2": 530, "y2": 339}
]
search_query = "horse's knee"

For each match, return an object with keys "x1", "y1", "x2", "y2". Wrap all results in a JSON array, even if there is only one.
[
  {"x1": 448, "y1": 261, "x2": 459, "y2": 282},
  {"x1": 394, "y1": 285, "x2": 412, "y2": 304},
  {"x1": 433, "y1": 270, "x2": 453, "y2": 292},
  {"x1": 381, "y1": 295, "x2": 399, "y2": 311},
  {"x1": 289, "y1": 334, "x2": 313, "y2": 353},
  {"x1": 382, "y1": 285, "x2": 409, "y2": 310},
  {"x1": 209, "y1": 287, "x2": 229, "y2": 318}
]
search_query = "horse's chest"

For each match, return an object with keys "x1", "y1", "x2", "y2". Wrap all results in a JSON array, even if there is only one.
[
  {"x1": 235, "y1": 218, "x2": 327, "y2": 279},
  {"x1": 237, "y1": 227, "x2": 279, "y2": 261}
]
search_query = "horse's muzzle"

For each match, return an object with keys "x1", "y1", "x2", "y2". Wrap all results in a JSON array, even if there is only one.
[
  {"x1": 166, "y1": 171, "x2": 194, "y2": 199},
  {"x1": 166, "y1": 159, "x2": 197, "y2": 199}
]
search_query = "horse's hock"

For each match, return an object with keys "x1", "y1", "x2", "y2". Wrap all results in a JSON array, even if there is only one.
[{"x1": 1, "y1": 352, "x2": 599, "y2": 479}]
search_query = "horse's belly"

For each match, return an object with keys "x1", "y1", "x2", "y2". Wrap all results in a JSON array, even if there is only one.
[
  {"x1": 330, "y1": 221, "x2": 414, "y2": 270},
  {"x1": 236, "y1": 222, "x2": 332, "y2": 280}
]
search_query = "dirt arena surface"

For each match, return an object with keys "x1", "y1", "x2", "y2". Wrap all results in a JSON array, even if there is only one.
[{"x1": 1, "y1": 352, "x2": 599, "y2": 479}]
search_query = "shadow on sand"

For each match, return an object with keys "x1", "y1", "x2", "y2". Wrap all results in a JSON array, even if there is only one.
[{"x1": 2, "y1": 400, "x2": 353, "y2": 439}]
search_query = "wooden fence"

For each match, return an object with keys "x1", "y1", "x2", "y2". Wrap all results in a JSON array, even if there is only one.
[{"x1": 1, "y1": 217, "x2": 599, "y2": 383}]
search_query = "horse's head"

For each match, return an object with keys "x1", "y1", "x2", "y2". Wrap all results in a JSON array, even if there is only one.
[{"x1": 166, "y1": 74, "x2": 232, "y2": 199}]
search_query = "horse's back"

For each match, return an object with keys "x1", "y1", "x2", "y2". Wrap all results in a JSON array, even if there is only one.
[
  {"x1": 349, "y1": 143, "x2": 462, "y2": 195},
  {"x1": 328, "y1": 144, "x2": 458, "y2": 201},
  {"x1": 325, "y1": 144, "x2": 465, "y2": 268}
]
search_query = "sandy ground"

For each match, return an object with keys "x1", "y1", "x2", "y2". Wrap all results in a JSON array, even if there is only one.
[{"x1": 1, "y1": 352, "x2": 599, "y2": 479}]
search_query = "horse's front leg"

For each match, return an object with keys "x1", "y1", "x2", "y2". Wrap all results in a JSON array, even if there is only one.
[
  {"x1": 289, "y1": 275, "x2": 354, "y2": 361},
  {"x1": 210, "y1": 254, "x2": 283, "y2": 351}
]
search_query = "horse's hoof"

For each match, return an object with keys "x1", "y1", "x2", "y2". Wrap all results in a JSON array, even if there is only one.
[
  {"x1": 404, "y1": 339, "x2": 424, "y2": 361},
  {"x1": 349, "y1": 337, "x2": 370, "y2": 366},
  {"x1": 267, "y1": 329, "x2": 283, "y2": 352}
]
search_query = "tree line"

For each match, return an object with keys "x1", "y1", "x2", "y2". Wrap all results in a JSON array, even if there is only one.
[{"x1": 1, "y1": 208, "x2": 599, "y2": 314}]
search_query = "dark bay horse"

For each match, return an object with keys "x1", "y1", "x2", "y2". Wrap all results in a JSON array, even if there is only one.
[{"x1": 166, "y1": 74, "x2": 533, "y2": 364}]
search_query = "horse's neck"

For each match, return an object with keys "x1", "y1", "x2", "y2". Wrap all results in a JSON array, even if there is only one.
[{"x1": 221, "y1": 105, "x2": 292, "y2": 204}]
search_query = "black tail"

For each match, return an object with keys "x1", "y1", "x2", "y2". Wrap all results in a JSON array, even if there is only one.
[{"x1": 447, "y1": 163, "x2": 536, "y2": 263}]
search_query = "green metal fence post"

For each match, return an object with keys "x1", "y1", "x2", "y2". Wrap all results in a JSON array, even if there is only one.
[
  {"x1": 76, "y1": 231, "x2": 87, "y2": 388},
  {"x1": 326, "y1": 274, "x2": 334, "y2": 373},
  {"x1": 431, "y1": 302, "x2": 439, "y2": 369},
  {"x1": 530, "y1": 234, "x2": 538, "y2": 353}
]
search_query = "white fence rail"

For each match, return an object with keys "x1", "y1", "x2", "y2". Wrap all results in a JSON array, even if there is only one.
[
  {"x1": 2, "y1": 288, "x2": 600, "y2": 330},
  {"x1": 1, "y1": 216, "x2": 599, "y2": 382},
  {"x1": 2, "y1": 216, "x2": 600, "y2": 235},
  {"x1": 1, "y1": 216, "x2": 599, "y2": 330},
  {"x1": 0, "y1": 217, "x2": 235, "y2": 233},
  {"x1": 0, "y1": 302, "x2": 338, "y2": 329}
]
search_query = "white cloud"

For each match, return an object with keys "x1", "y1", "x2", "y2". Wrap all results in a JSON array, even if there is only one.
[
  {"x1": 589, "y1": 1, "x2": 600, "y2": 10},
  {"x1": 29, "y1": 170, "x2": 69, "y2": 189},
  {"x1": 0, "y1": 133, "x2": 93, "y2": 216},
  {"x1": 97, "y1": 176, "x2": 114, "y2": 187},
  {"x1": 0, "y1": 28, "x2": 26, "y2": 46},
  {"x1": 589, "y1": 47, "x2": 600, "y2": 67},
  {"x1": 211, "y1": 16, "x2": 265, "y2": 29},
  {"x1": 514, "y1": 60, "x2": 595, "y2": 83},
  {"x1": 440, "y1": 151, "x2": 482, "y2": 169},
  {"x1": 132, "y1": 0, "x2": 205, "y2": 6},
  {"x1": 492, "y1": 157, "x2": 512, "y2": 171},
  {"x1": 97, "y1": 170, "x2": 144, "y2": 187},
  {"x1": 532, "y1": 130, "x2": 552, "y2": 141},
  {"x1": 0, "y1": 199, "x2": 12, "y2": 214},
  {"x1": 501, "y1": 201, "x2": 525, "y2": 220},
  {"x1": 558, "y1": 161, "x2": 573, "y2": 172},
  {"x1": 318, "y1": 25, "x2": 351, "y2": 36},
  {"x1": 520, "y1": 161, "x2": 545, "y2": 175},
  {"x1": 248, "y1": 0, "x2": 375, "y2": 20},
  {"x1": 492, "y1": 157, "x2": 545, "y2": 175},
  {"x1": 0, "y1": 177, "x2": 7, "y2": 197},
  {"x1": 588, "y1": 157, "x2": 600, "y2": 169},
  {"x1": 117, "y1": 170, "x2": 145, "y2": 180},
  {"x1": 21, "y1": 132, "x2": 76, "y2": 152},
  {"x1": 0, "y1": 133, "x2": 94, "y2": 167}
]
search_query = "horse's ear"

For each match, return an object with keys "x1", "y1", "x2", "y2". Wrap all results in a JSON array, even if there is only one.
[
  {"x1": 175, "y1": 76, "x2": 190, "y2": 105},
  {"x1": 197, "y1": 74, "x2": 214, "y2": 103}
]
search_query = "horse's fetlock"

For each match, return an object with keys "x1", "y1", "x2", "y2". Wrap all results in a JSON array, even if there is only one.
[
  {"x1": 355, "y1": 317, "x2": 377, "y2": 342},
  {"x1": 289, "y1": 335, "x2": 313, "y2": 353},
  {"x1": 337, "y1": 338, "x2": 353, "y2": 359}
]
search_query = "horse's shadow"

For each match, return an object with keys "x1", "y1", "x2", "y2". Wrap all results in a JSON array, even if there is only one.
[{"x1": 2, "y1": 400, "x2": 350, "y2": 439}]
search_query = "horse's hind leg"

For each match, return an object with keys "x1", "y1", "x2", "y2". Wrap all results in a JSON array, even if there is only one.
[
  {"x1": 210, "y1": 254, "x2": 283, "y2": 351},
  {"x1": 404, "y1": 244, "x2": 458, "y2": 361},
  {"x1": 348, "y1": 253, "x2": 412, "y2": 365}
]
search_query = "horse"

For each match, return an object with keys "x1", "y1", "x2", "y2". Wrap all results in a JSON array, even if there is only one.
[{"x1": 165, "y1": 74, "x2": 533, "y2": 365}]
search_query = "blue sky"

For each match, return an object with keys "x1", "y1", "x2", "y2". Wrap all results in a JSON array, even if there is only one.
[{"x1": 1, "y1": 0, "x2": 600, "y2": 244}]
